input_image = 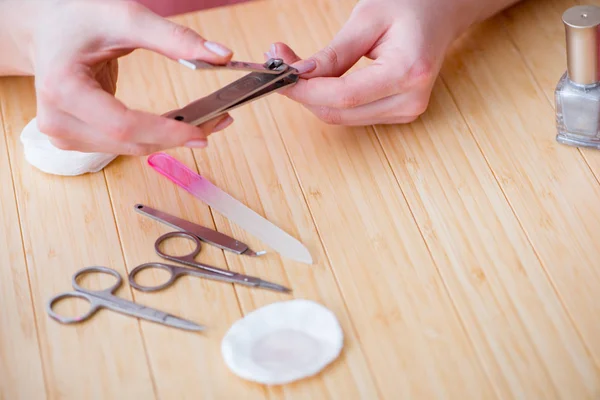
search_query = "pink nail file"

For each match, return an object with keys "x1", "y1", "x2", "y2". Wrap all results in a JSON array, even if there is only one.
[{"x1": 147, "y1": 152, "x2": 313, "y2": 264}]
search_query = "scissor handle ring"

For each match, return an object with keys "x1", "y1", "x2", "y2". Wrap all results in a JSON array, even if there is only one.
[
  {"x1": 128, "y1": 262, "x2": 177, "y2": 292},
  {"x1": 72, "y1": 266, "x2": 123, "y2": 295},
  {"x1": 154, "y1": 231, "x2": 201, "y2": 263},
  {"x1": 46, "y1": 291, "x2": 100, "y2": 324}
]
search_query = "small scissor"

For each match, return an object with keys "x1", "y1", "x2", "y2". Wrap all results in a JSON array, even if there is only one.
[
  {"x1": 128, "y1": 231, "x2": 291, "y2": 293},
  {"x1": 162, "y1": 57, "x2": 299, "y2": 126},
  {"x1": 46, "y1": 266, "x2": 205, "y2": 331}
]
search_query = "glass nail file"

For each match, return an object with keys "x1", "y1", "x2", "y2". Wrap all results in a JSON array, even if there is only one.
[{"x1": 147, "y1": 152, "x2": 313, "y2": 265}]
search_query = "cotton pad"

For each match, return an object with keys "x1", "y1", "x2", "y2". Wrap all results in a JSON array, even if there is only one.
[
  {"x1": 221, "y1": 299, "x2": 344, "y2": 385},
  {"x1": 20, "y1": 117, "x2": 118, "y2": 176}
]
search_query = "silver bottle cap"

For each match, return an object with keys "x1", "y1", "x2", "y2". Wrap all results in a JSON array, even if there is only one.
[{"x1": 563, "y1": 5, "x2": 600, "y2": 85}]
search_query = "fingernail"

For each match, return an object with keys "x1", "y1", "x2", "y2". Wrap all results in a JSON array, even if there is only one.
[
  {"x1": 212, "y1": 115, "x2": 234, "y2": 132},
  {"x1": 185, "y1": 139, "x2": 208, "y2": 148},
  {"x1": 292, "y1": 59, "x2": 317, "y2": 74},
  {"x1": 270, "y1": 43, "x2": 277, "y2": 57},
  {"x1": 204, "y1": 41, "x2": 232, "y2": 57}
]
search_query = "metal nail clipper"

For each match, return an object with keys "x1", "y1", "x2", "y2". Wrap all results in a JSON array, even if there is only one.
[{"x1": 163, "y1": 58, "x2": 299, "y2": 126}]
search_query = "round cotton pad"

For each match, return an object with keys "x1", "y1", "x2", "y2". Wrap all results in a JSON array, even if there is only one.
[
  {"x1": 221, "y1": 299, "x2": 344, "y2": 385},
  {"x1": 20, "y1": 117, "x2": 118, "y2": 176}
]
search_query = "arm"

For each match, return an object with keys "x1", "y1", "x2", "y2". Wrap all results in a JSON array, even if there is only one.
[{"x1": 271, "y1": 0, "x2": 524, "y2": 126}]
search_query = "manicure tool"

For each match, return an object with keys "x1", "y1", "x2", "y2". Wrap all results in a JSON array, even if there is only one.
[
  {"x1": 46, "y1": 266, "x2": 204, "y2": 331},
  {"x1": 163, "y1": 58, "x2": 299, "y2": 126},
  {"x1": 128, "y1": 231, "x2": 291, "y2": 293},
  {"x1": 147, "y1": 152, "x2": 313, "y2": 264},
  {"x1": 134, "y1": 204, "x2": 265, "y2": 257}
]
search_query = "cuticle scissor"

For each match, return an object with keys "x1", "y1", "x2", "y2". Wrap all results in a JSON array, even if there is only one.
[
  {"x1": 128, "y1": 231, "x2": 291, "y2": 293},
  {"x1": 46, "y1": 266, "x2": 205, "y2": 331}
]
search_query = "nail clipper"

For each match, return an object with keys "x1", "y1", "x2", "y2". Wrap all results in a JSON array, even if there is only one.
[{"x1": 163, "y1": 58, "x2": 299, "y2": 126}]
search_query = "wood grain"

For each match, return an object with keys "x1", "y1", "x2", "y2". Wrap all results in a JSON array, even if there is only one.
[
  {"x1": 2, "y1": 0, "x2": 600, "y2": 398},
  {"x1": 106, "y1": 47, "x2": 265, "y2": 400},
  {"x1": 442, "y1": 8, "x2": 600, "y2": 395},
  {"x1": 501, "y1": 1, "x2": 600, "y2": 369},
  {"x1": 279, "y1": 0, "x2": 600, "y2": 397},
  {"x1": 0, "y1": 79, "x2": 46, "y2": 400},
  {"x1": 0, "y1": 78, "x2": 156, "y2": 400},
  {"x1": 501, "y1": 0, "x2": 600, "y2": 363},
  {"x1": 376, "y1": 81, "x2": 598, "y2": 398},
  {"x1": 164, "y1": 8, "x2": 380, "y2": 399},
  {"x1": 226, "y1": 1, "x2": 498, "y2": 398}
]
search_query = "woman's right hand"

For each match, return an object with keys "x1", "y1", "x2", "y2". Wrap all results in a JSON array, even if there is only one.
[{"x1": 28, "y1": 0, "x2": 234, "y2": 155}]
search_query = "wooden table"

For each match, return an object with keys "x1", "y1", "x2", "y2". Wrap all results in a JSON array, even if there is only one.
[{"x1": 2, "y1": 0, "x2": 600, "y2": 398}]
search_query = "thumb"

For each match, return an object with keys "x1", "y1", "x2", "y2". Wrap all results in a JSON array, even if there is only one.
[
  {"x1": 300, "y1": 9, "x2": 382, "y2": 78},
  {"x1": 119, "y1": 3, "x2": 233, "y2": 64}
]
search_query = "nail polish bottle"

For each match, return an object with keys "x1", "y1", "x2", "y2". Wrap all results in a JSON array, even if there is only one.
[{"x1": 555, "y1": 5, "x2": 600, "y2": 149}]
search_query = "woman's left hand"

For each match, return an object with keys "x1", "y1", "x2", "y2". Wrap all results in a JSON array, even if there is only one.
[{"x1": 267, "y1": 0, "x2": 474, "y2": 126}]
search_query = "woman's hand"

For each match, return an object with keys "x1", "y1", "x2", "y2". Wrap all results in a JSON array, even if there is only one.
[
  {"x1": 2, "y1": 0, "x2": 235, "y2": 155},
  {"x1": 270, "y1": 0, "x2": 516, "y2": 126}
]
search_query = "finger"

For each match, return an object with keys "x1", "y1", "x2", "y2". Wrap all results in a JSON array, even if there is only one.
[
  {"x1": 35, "y1": 107, "x2": 151, "y2": 154},
  {"x1": 36, "y1": 105, "x2": 96, "y2": 142},
  {"x1": 48, "y1": 136, "x2": 161, "y2": 156},
  {"x1": 301, "y1": 90, "x2": 430, "y2": 126},
  {"x1": 284, "y1": 49, "x2": 436, "y2": 110},
  {"x1": 268, "y1": 36, "x2": 395, "y2": 108},
  {"x1": 56, "y1": 69, "x2": 231, "y2": 148},
  {"x1": 37, "y1": 107, "x2": 165, "y2": 155},
  {"x1": 306, "y1": 104, "x2": 419, "y2": 126},
  {"x1": 269, "y1": 42, "x2": 316, "y2": 76},
  {"x1": 116, "y1": 2, "x2": 233, "y2": 63},
  {"x1": 43, "y1": 112, "x2": 232, "y2": 155},
  {"x1": 279, "y1": 61, "x2": 393, "y2": 109},
  {"x1": 294, "y1": 7, "x2": 384, "y2": 79}
]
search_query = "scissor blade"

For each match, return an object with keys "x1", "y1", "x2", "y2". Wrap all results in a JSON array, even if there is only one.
[
  {"x1": 129, "y1": 306, "x2": 206, "y2": 331},
  {"x1": 230, "y1": 273, "x2": 291, "y2": 293},
  {"x1": 257, "y1": 280, "x2": 292, "y2": 293},
  {"x1": 182, "y1": 265, "x2": 292, "y2": 294},
  {"x1": 103, "y1": 296, "x2": 206, "y2": 331},
  {"x1": 162, "y1": 315, "x2": 206, "y2": 332}
]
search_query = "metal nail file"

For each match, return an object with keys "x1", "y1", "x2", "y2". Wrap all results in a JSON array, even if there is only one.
[
  {"x1": 147, "y1": 153, "x2": 313, "y2": 265},
  {"x1": 133, "y1": 204, "x2": 266, "y2": 257}
]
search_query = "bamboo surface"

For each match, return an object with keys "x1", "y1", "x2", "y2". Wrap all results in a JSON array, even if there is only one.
[{"x1": 1, "y1": 0, "x2": 599, "y2": 398}]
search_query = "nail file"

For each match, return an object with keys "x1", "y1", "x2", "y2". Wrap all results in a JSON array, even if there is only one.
[{"x1": 147, "y1": 153, "x2": 313, "y2": 265}]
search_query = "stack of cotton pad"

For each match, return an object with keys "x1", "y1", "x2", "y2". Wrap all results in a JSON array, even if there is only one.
[
  {"x1": 20, "y1": 117, "x2": 118, "y2": 176},
  {"x1": 221, "y1": 299, "x2": 344, "y2": 385}
]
